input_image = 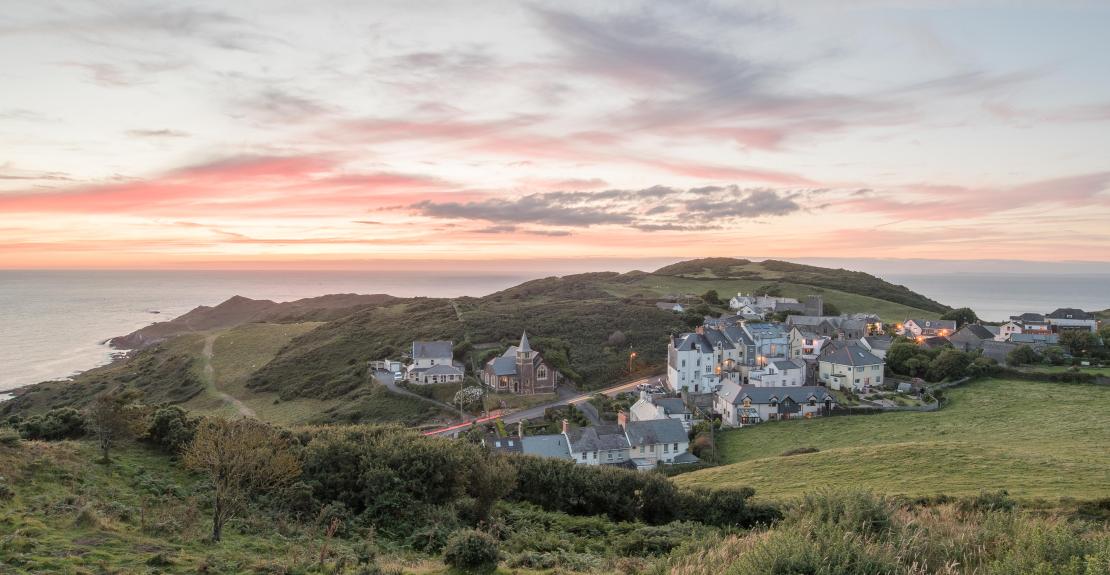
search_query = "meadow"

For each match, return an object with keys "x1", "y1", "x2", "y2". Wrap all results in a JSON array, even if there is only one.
[{"x1": 676, "y1": 378, "x2": 1110, "y2": 501}]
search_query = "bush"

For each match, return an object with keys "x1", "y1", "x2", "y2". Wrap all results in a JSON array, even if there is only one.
[
  {"x1": 17, "y1": 407, "x2": 86, "y2": 440},
  {"x1": 957, "y1": 490, "x2": 1016, "y2": 514},
  {"x1": 0, "y1": 428, "x2": 20, "y2": 447},
  {"x1": 443, "y1": 529, "x2": 500, "y2": 572},
  {"x1": 0, "y1": 476, "x2": 13, "y2": 501},
  {"x1": 780, "y1": 447, "x2": 819, "y2": 457},
  {"x1": 793, "y1": 490, "x2": 894, "y2": 535},
  {"x1": 144, "y1": 406, "x2": 197, "y2": 455}
]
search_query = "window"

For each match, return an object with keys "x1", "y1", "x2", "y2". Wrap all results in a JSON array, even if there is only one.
[
  {"x1": 649, "y1": 445, "x2": 655, "y2": 453},
  {"x1": 673, "y1": 443, "x2": 679, "y2": 451},
  {"x1": 538, "y1": 366, "x2": 547, "y2": 379},
  {"x1": 581, "y1": 453, "x2": 587, "y2": 461},
  {"x1": 640, "y1": 446, "x2": 645, "y2": 454},
  {"x1": 508, "y1": 441, "x2": 514, "y2": 447},
  {"x1": 663, "y1": 444, "x2": 670, "y2": 453},
  {"x1": 607, "y1": 450, "x2": 613, "y2": 460}
]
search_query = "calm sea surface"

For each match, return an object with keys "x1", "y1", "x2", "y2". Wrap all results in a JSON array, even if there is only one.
[{"x1": 1, "y1": 269, "x2": 1107, "y2": 397}]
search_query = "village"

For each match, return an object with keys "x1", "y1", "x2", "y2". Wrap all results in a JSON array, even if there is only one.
[{"x1": 370, "y1": 294, "x2": 1104, "y2": 471}]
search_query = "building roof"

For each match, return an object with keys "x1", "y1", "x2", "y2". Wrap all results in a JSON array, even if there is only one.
[
  {"x1": 952, "y1": 324, "x2": 995, "y2": 341},
  {"x1": 1046, "y1": 308, "x2": 1095, "y2": 320},
  {"x1": 1010, "y1": 333, "x2": 1060, "y2": 345},
  {"x1": 624, "y1": 418, "x2": 687, "y2": 447},
  {"x1": 772, "y1": 359, "x2": 805, "y2": 371},
  {"x1": 654, "y1": 397, "x2": 689, "y2": 415},
  {"x1": 421, "y1": 364, "x2": 464, "y2": 376},
  {"x1": 518, "y1": 331, "x2": 532, "y2": 353},
  {"x1": 908, "y1": 319, "x2": 957, "y2": 331},
  {"x1": 566, "y1": 424, "x2": 629, "y2": 453},
  {"x1": 671, "y1": 452, "x2": 701, "y2": 464},
  {"x1": 920, "y1": 336, "x2": 951, "y2": 348},
  {"x1": 489, "y1": 354, "x2": 517, "y2": 376},
  {"x1": 412, "y1": 340, "x2": 453, "y2": 359},
  {"x1": 860, "y1": 335, "x2": 893, "y2": 351},
  {"x1": 820, "y1": 343, "x2": 883, "y2": 366},
  {"x1": 521, "y1": 434, "x2": 572, "y2": 459},
  {"x1": 717, "y1": 382, "x2": 832, "y2": 406},
  {"x1": 484, "y1": 433, "x2": 523, "y2": 454}
]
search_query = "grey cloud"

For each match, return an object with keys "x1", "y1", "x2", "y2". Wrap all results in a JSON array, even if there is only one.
[
  {"x1": 410, "y1": 185, "x2": 809, "y2": 231},
  {"x1": 125, "y1": 128, "x2": 191, "y2": 138}
]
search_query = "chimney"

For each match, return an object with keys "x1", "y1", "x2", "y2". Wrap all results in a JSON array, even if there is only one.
[
  {"x1": 617, "y1": 410, "x2": 628, "y2": 430},
  {"x1": 695, "y1": 325, "x2": 705, "y2": 335},
  {"x1": 561, "y1": 418, "x2": 569, "y2": 434},
  {"x1": 517, "y1": 420, "x2": 524, "y2": 439},
  {"x1": 639, "y1": 389, "x2": 650, "y2": 402}
]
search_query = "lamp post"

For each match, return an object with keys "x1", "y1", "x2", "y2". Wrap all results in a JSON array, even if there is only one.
[{"x1": 628, "y1": 351, "x2": 637, "y2": 374}]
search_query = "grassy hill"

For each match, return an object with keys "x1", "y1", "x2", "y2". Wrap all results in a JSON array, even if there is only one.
[
  {"x1": 5, "y1": 259, "x2": 951, "y2": 427},
  {"x1": 674, "y1": 378, "x2": 1110, "y2": 502}
]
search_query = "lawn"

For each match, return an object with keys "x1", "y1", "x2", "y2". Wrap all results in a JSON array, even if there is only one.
[
  {"x1": 602, "y1": 275, "x2": 939, "y2": 323},
  {"x1": 674, "y1": 378, "x2": 1110, "y2": 501}
]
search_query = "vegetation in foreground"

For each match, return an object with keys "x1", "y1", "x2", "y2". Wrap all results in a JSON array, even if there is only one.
[{"x1": 677, "y1": 378, "x2": 1110, "y2": 501}]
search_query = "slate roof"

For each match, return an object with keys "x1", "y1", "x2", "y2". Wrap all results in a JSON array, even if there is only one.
[
  {"x1": 421, "y1": 364, "x2": 463, "y2": 375},
  {"x1": 717, "y1": 382, "x2": 831, "y2": 406},
  {"x1": 1046, "y1": 308, "x2": 1094, "y2": 320},
  {"x1": 566, "y1": 424, "x2": 629, "y2": 453},
  {"x1": 721, "y1": 324, "x2": 755, "y2": 346},
  {"x1": 860, "y1": 335, "x2": 893, "y2": 351},
  {"x1": 980, "y1": 340, "x2": 1017, "y2": 363},
  {"x1": 772, "y1": 359, "x2": 804, "y2": 371},
  {"x1": 1010, "y1": 333, "x2": 1060, "y2": 345},
  {"x1": 518, "y1": 331, "x2": 532, "y2": 353},
  {"x1": 952, "y1": 324, "x2": 995, "y2": 341},
  {"x1": 489, "y1": 354, "x2": 518, "y2": 376},
  {"x1": 820, "y1": 343, "x2": 883, "y2": 366},
  {"x1": 521, "y1": 434, "x2": 572, "y2": 459},
  {"x1": 909, "y1": 319, "x2": 957, "y2": 331},
  {"x1": 485, "y1": 434, "x2": 523, "y2": 454},
  {"x1": 671, "y1": 452, "x2": 701, "y2": 464},
  {"x1": 654, "y1": 398, "x2": 688, "y2": 415},
  {"x1": 624, "y1": 418, "x2": 687, "y2": 447},
  {"x1": 412, "y1": 340, "x2": 453, "y2": 359},
  {"x1": 920, "y1": 336, "x2": 952, "y2": 349}
]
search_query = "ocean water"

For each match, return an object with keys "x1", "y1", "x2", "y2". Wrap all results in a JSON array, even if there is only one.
[
  {"x1": 1, "y1": 267, "x2": 1107, "y2": 398},
  {"x1": 0, "y1": 270, "x2": 536, "y2": 395}
]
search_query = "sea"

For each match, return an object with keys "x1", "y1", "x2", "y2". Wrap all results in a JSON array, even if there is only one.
[{"x1": 1, "y1": 265, "x2": 1107, "y2": 399}]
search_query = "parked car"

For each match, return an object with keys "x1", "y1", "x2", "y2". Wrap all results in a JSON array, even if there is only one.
[{"x1": 393, "y1": 371, "x2": 404, "y2": 381}]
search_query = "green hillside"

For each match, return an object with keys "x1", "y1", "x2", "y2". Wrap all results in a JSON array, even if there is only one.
[{"x1": 674, "y1": 378, "x2": 1110, "y2": 501}]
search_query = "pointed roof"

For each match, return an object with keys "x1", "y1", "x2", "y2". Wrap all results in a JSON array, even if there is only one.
[{"x1": 519, "y1": 331, "x2": 532, "y2": 353}]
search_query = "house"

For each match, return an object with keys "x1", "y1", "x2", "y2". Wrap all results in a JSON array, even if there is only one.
[
  {"x1": 728, "y1": 293, "x2": 800, "y2": 317},
  {"x1": 785, "y1": 315, "x2": 867, "y2": 339},
  {"x1": 817, "y1": 343, "x2": 884, "y2": 391},
  {"x1": 1046, "y1": 308, "x2": 1098, "y2": 333},
  {"x1": 560, "y1": 415, "x2": 696, "y2": 469},
  {"x1": 520, "y1": 434, "x2": 573, "y2": 460},
  {"x1": 997, "y1": 313, "x2": 1052, "y2": 341},
  {"x1": 620, "y1": 412, "x2": 696, "y2": 469},
  {"x1": 629, "y1": 391, "x2": 694, "y2": 430},
  {"x1": 715, "y1": 382, "x2": 835, "y2": 427},
  {"x1": 407, "y1": 341, "x2": 465, "y2": 384},
  {"x1": 981, "y1": 340, "x2": 1019, "y2": 364},
  {"x1": 655, "y1": 301, "x2": 685, "y2": 313},
  {"x1": 481, "y1": 331, "x2": 562, "y2": 394},
  {"x1": 948, "y1": 324, "x2": 995, "y2": 352},
  {"x1": 743, "y1": 322, "x2": 789, "y2": 364},
  {"x1": 1009, "y1": 333, "x2": 1060, "y2": 347},
  {"x1": 789, "y1": 327, "x2": 832, "y2": 360},
  {"x1": 666, "y1": 324, "x2": 754, "y2": 392},
  {"x1": 859, "y1": 335, "x2": 893, "y2": 359},
  {"x1": 748, "y1": 358, "x2": 807, "y2": 387},
  {"x1": 900, "y1": 319, "x2": 957, "y2": 339}
]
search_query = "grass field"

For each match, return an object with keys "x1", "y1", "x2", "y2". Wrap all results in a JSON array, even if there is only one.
[
  {"x1": 1021, "y1": 365, "x2": 1110, "y2": 377},
  {"x1": 675, "y1": 378, "x2": 1110, "y2": 501},
  {"x1": 602, "y1": 275, "x2": 938, "y2": 323}
]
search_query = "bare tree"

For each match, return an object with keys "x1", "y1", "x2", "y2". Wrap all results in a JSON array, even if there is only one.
[
  {"x1": 183, "y1": 418, "x2": 302, "y2": 542},
  {"x1": 86, "y1": 389, "x2": 146, "y2": 463}
]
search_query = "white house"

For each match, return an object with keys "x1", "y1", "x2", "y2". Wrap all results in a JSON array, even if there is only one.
[
  {"x1": 559, "y1": 415, "x2": 696, "y2": 469},
  {"x1": 629, "y1": 391, "x2": 694, "y2": 430},
  {"x1": 817, "y1": 343, "x2": 885, "y2": 391},
  {"x1": 996, "y1": 320, "x2": 1024, "y2": 342},
  {"x1": 407, "y1": 340, "x2": 465, "y2": 384},
  {"x1": 749, "y1": 358, "x2": 807, "y2": 387},
  {"x1": 859, "y1": 335, "x2": 894, "y2": 359},
  {"x1": 1046, "y1": 308, "x2": 1099, "y2": 333},
  {"x1": 715, "y1": 382, "x2": 835, "y2": 427},
  {"x1": 788, "y1": 327, "x2": 831, "y2": 360}
]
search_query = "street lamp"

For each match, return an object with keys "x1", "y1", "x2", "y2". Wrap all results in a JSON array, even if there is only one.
[{"x1": 628, "y1": 351, "x2": 637, "y2": 373}]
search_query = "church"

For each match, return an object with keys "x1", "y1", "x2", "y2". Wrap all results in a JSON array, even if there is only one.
[{"x1": 481, "y1": 331, "x2": 563, "y2": 395}]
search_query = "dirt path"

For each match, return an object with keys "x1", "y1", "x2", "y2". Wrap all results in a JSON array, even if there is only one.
[{"x1": 201, "y1": 334, "x2": 257, "y2": 418}]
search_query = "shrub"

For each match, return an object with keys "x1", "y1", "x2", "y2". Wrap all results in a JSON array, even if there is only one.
[
  {"x1": 793, "y1": 490, "x2": 894, "y2": 535},
  {"x1": 0, "y1": 428, "x2": 20, "y2": 447},
  {"x1": 0, "y1": 476, "x2": 13, "y2": 501},
  {"x1": 17, "y1": 407, "x2": 86, "y2": 440},
  {"x1": 781, "y1": 447, "x2": 819, "y2": 457},
  {"x1": 144, "y1": 405, "x2": 197, "y2": 455},
  {"x1": 443, "y1": 529, "x2": 500, "y2": 572},
  {"x1": 957, "y1": 490, "x2": 1016, "y2": 514}
]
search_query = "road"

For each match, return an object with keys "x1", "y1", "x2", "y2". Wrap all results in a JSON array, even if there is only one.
[
  {"x1": 422, "y1": 374, "x2": 666, "y2": 437},
  {"x1": 374, "y1": 371, "x2": 467, "y2": 418}
]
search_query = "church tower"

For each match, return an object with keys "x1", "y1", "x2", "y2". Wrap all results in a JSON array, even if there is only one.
[{"x1": 516, "y1": 331, "x2": 535, "y2": 394}]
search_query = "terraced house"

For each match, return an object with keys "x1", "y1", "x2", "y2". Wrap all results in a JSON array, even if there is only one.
[{"x1": 715, "y1": 383, "x2": 835, "y2": 427}]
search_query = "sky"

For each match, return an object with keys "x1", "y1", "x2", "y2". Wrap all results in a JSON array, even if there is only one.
[{"x1": 1, "y1": 0, "x2": 1109, "y2": 269}]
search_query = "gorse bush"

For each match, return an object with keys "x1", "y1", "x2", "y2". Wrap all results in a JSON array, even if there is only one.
[
  {"x1": 15, "y1": 407, "x2": 86, "y2": 440},
  {"x1": 443, "y1": 529, "x2": 499, "y2": 572},
  {"x1": 144, "y1": 405, "x2": 197, "y2": 455}
]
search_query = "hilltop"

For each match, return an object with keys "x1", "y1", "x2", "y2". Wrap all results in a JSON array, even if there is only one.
[{"x1": 3, "y1": 259, "x2": 949, "y2": 427}]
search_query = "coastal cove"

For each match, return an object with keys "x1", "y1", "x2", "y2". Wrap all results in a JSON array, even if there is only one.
[{"x1": 2, "y1": 265, "x2": 1108, "y2": 394}]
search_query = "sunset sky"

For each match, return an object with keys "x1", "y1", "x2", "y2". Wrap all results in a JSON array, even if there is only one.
[{"x1": 2, "y1": 1, "x2": 1109, "y2": 268}]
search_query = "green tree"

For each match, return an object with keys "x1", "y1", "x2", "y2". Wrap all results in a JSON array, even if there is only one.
[
  {"x1": 941, "y1": 307, "x2": 979, "y2": 328},
  {"x1": 86, "y1": 389, "x2": 147, "y2": 463},
  {"x1": 1007, "y1": 345, "x2": 1040, "y2": 366},
  {"x1": 1042, "y1": 346, "x2": 1066, "y2": 366},
  {"x1": 702, "y1": 290, "x2": 722, "y2": 305},
  {"x1": 467, "y1": 454, "x2": 517, "y2": 524},
  {"x1": 822, "y1": 301, "x2": 840, "y2": 316},
  {"x1": 183, "y1": 418, "x2": 302, "y2": 542},
  {"x1": 1059, "y1": 330, "x2": 1098, "y2": 357},
  {"x1": 928, "y1": 349, "x2": 973, "y2": 381}
]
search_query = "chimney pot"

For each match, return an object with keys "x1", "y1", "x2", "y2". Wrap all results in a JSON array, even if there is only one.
[
  {"x1": 561, "y1": 418, "x2": 569, "y2": 434},
  {"x1": 617, "y1": 410, "x2": 628, "y2": 429}
]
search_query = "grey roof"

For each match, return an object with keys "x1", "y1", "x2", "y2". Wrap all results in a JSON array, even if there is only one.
[
  {"x1": 920, "y1": 336, "x2": 951, "y2": 348},
  {"x1": 521, "y1": 434, "x2": 572, "y2": 459},
  {"x1": 412, "y1": 340, "x2": 453, "y2": 359},
  {"x1": 980, "y1": 340, "x2": 1017, "y2": 363},
  {"x1": 953, "y1": 324, "x2": 995, "y2": 341},
  {"x1": 791, "y1": 328, "x2": 825, "y2": 340},
  {"x1": 744, "y1": 323, "x2": 787, "y2": 338},
  {"x1": 654, "y1": 398, "x2": 689, "y2": 415},
  {"x1": 1046, "y1": 308, "x2": 1094, "y2": 320},
  {"x1": 566, "y1": 424, "x2": 629, "y2": 452},
  {"x1": 860, "y1": 335, "x2": 893, "y2": 351},
  {"x1": 673, "y1": 332, "x2": 714, "y2": 352},
  {"x1": 772, "y1": 359, "x2": 804, "y2": 371},
  {"x1": 819, "y1": 343, "x2": 883, "y2": 366},
  {"x1": 717, "y1": 382, "x2": 832, "y2": 406},
  {"x1": 1010, "y1": 333, "x2": 1060, "y2": 345},
  {"x1": 671, "y1": 452, "x2": 701, "y2": 464},
  {"x1": 624, "y1": 418, "x2": 687, "y2": 446},
  {"x1": 484, "y1": 434, "x2": 523, "y2": 454},
  {"x1": 519, "y1": 331, "x2": 532, "y2": 353},
  {"x1": 489, "y1": 355, "x2": 517, "y2": 376},
  {"x1": 984, "y1": 326, "x2": 1000, "y2": 335},
  {"x1": 722, "y1": 324, "x2": 755, "y2": 346}
]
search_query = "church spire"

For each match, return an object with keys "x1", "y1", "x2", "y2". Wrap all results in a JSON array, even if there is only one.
[{"x1": 519, "y1": 330, "x2": 532, "y2": 353}]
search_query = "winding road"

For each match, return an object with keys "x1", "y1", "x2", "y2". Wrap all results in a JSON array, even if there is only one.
[{"x1": 200, "y1": 334, "x2": 257, "y2": 418}]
